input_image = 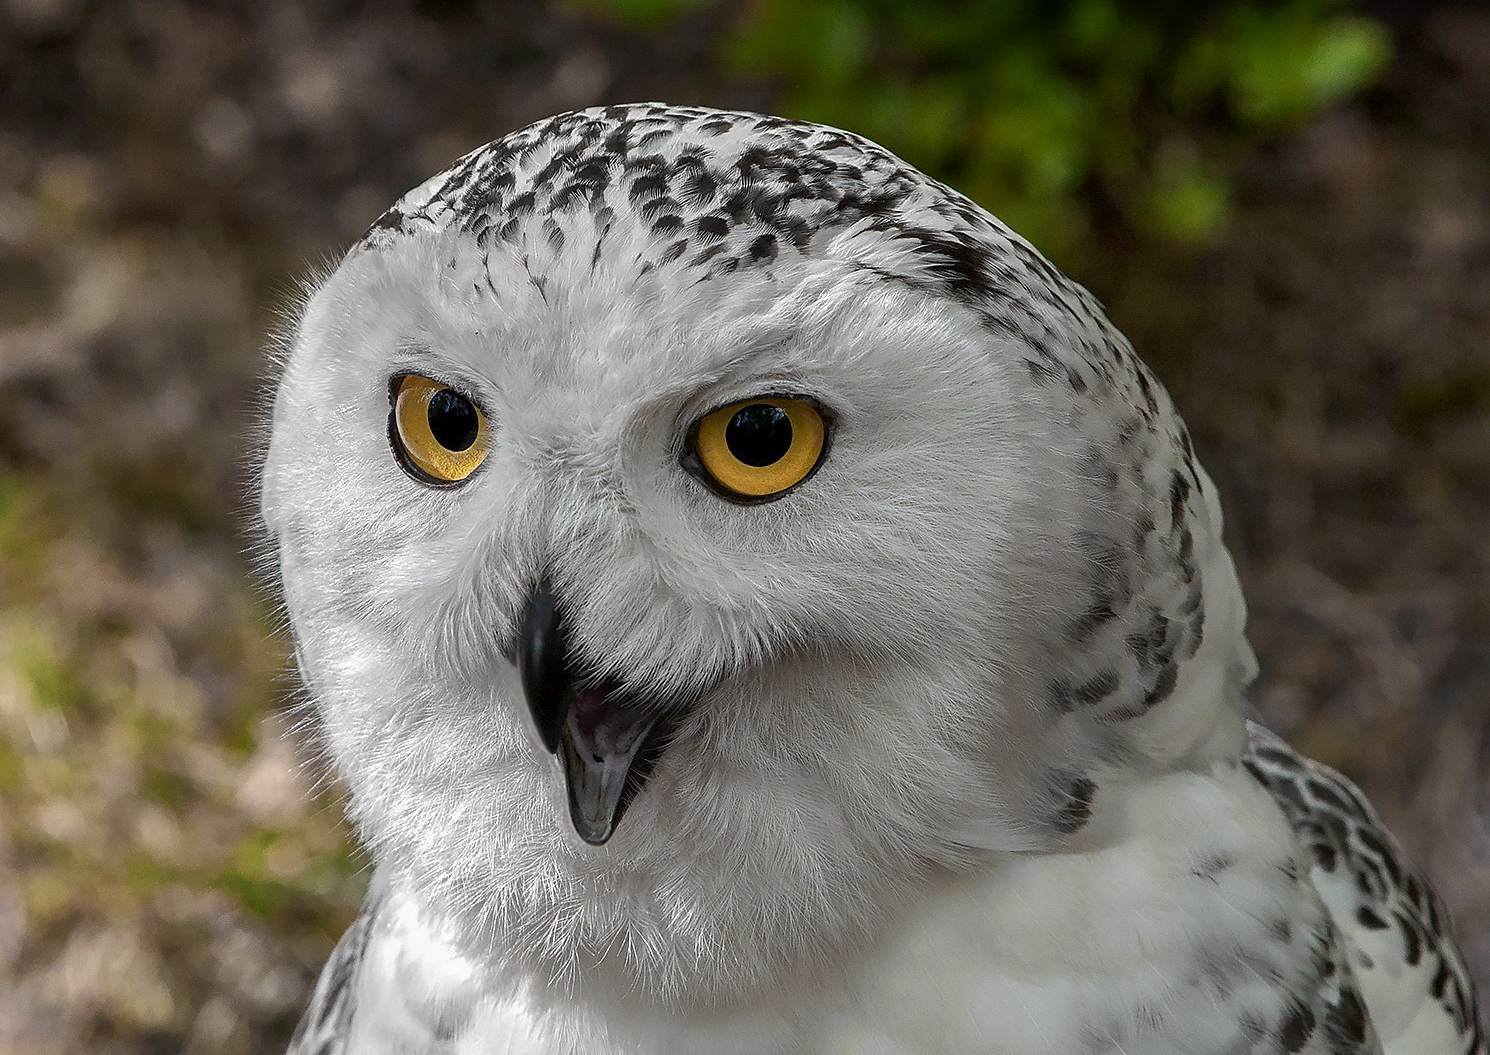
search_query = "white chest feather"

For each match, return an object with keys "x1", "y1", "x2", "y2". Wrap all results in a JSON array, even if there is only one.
[{"x1": 343, "y1": 765, "x2": 1342, "y2": 1055}]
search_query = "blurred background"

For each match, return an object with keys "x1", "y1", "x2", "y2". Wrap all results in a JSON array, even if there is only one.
[{"x1": 0, "y1": 0, "x2": 1487, "y2": 1050}]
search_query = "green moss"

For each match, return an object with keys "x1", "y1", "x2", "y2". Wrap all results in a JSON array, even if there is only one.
[
  {"x1": 24, "y1": 654, "x2": 83, "y2": 715},
  {"x1": 0, "y1": 741, "x2": 22, "y2": 791}
]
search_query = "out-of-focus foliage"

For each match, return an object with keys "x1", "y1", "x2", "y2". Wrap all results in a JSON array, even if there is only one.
[
  {"x1": 0, "y1": 465, "x2": 359, "y2": 1049},
  {"x1": 581, "y1": 0, "x2": 1390, "y2": 253},
  {"x1": 0, "y1": 89, "x2": 374, "y2": 1047}
]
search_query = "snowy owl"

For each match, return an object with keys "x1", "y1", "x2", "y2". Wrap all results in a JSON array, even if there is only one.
[{"x1": 260, "y1": 103, "x2": 1484, "y2": 1054}]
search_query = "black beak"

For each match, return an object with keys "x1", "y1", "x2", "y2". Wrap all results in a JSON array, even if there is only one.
[
  {"x1": 517, "y1": 577, "x2": 568, "y2": 754},
  {"x1": 515, "y1": 577, "x2": 669, "y2": 845}
]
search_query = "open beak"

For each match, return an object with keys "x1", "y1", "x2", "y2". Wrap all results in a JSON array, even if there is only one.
[{"x1": 516, "y1": 577, "x2": 669, "y2": 845}]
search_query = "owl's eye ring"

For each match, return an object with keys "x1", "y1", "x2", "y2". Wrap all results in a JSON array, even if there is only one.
[
  {"x1": 683, "y1": 394, "x2": 831, "y2": 504},
  {"x1": 388, "y1": 373, "x2": 491, "y2": 487}
]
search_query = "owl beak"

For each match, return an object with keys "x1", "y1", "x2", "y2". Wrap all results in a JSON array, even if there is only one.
[
  {"x1": 517, "y1": 578, "x2": 568, "y2": 754},
  {"x1": 516, "y1": 577, "x2": 668, "y2": 846}
]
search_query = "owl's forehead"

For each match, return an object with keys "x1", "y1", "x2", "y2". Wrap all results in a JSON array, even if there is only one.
[{"x1": 359, "y1": 102, "x2": 931, "y2": 284}]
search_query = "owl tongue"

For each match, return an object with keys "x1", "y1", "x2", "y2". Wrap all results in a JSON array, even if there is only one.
[{"x1": 556, "y1": 683, "x2": 665, "y2": 846}]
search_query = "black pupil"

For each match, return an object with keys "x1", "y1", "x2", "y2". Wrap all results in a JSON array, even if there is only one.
[
  {"x1": 427, "y1": 389, "x2": 479, "y2": 452},
  {"x1": 725, "y1": 403, "x2": 793, "y2": 467}
]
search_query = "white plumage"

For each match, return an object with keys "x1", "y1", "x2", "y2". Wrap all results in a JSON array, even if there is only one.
[{"x1": 260, "y1": 103, "x2": 1483, "y2": 1054}]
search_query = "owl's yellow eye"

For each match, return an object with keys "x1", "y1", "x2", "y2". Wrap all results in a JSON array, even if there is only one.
[
  {"x1": 390, "y1": 374, "x2": 490, "y2": 485},
  {"x1": 688, "y1": 396, "x2": 828, "y2": 501}
]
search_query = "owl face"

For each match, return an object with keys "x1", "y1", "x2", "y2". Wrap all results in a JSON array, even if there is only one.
[{"x1": 260, "y1": 104, "x2": 1248, "y2": 999}]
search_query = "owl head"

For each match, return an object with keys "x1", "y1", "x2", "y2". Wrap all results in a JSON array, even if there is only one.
[{"x1": 260, "y1": 104, "x2": 1254, "y2": 1002}]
